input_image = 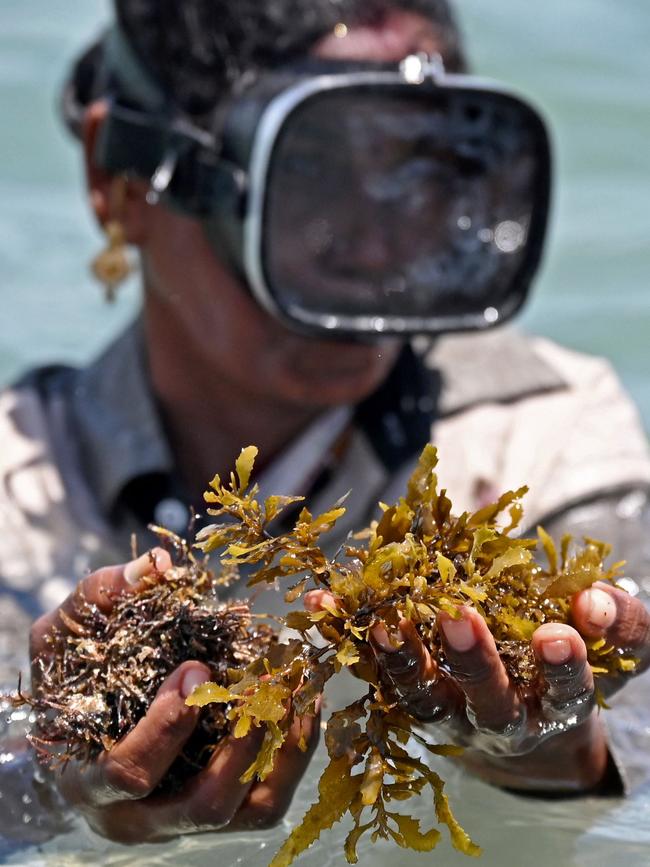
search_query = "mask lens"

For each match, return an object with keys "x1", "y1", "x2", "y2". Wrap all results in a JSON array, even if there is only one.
[{"x1": 261, "y1": 84, "x2": 549, "y2": 332}]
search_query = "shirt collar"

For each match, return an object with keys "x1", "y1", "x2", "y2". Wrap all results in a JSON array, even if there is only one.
[
  {"x1": 68, "y1": 321, "x2": 565, "y2": 519},
  {"x1": 256, "y1": 405, "x2": 353, "y2": 504},
  {"x1": 70, "y1": 318, "x2": 173, "y2": 514}
]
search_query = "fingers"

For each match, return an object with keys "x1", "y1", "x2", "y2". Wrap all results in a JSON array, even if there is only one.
[
  {"x1": 305, "y1": 591, "x2": 462, "y2": 721},
  {"x1": 30, "y1": 548, "x2": 172, "y2": 660},
  {"x1": 438, "y1": 607, "x2": 524, "y2": 736},
  {"x1": 304, "y1": 589, "x2": 337, "y2": 612},
  {"x1": 371, "y1": 619, "x2": 463, "y2": 722},
  {"x1": 572, "y1": 582, "x2": 650, "y2": 670},
  {"x1": 77, "y1": 704, "x2": 320, "y2": 843},
  {"x1": 58, "y1": 661, "x2": 210, "y2": 807},
  {"x1": 91, "y1": 726, "x2": 267, "y2": 843},
  {"x1": 229, "y1": 705, "x2": 321, "y2": 831},
  {"x1": 531, "y1": 623, "x2": 594, "y2": 724}
]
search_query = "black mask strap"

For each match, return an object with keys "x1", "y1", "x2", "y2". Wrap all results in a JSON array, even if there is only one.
[{"x1": 354, "y1": 344, "x2": 440, "y2": 472}]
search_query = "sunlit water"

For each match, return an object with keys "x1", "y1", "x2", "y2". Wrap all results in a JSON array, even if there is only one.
[
  {"x1": 4, "y1": 777, "x2": 647, "y2": 867},
  {"x1": 4, "y1": 701, "x2": 650, "y2": 867},
  {"x1": 4, "y1": 680, "x2": 650, "y2": 867},
  {"x1": 3, "y1": 669, "x2": 650, "y2": 867},
  {"x1": 1, "y1": 1, "x2": 650, "y2": 864}
]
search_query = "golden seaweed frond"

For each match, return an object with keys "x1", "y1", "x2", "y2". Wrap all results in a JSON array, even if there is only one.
[
  {"x1": 186, "y1": 444, "x2": 629, "y2": 865},
  {"x1": 15, "y1": 444, "x2": 629, "y2": 863}
]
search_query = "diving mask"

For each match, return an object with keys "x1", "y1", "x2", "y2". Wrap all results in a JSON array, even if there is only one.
[{"x1": 94, "y1": 27, "x2": 552, "y2": 337}]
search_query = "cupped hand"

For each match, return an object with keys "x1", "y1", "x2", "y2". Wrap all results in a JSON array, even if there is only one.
[
  {"x1": 305, "y1": 582, "x2": 650, "y2": 793},
  {"x1": 30, "y1": 550, "x2": 319, "y2": 843}
]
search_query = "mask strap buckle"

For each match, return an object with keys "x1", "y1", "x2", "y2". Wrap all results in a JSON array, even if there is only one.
[
  {"x1": 399, "y1": 52, "x2": 445, "y2": 84},
  {"x1": 146, "y1": 148, "x2": 179, "y2": 206}
]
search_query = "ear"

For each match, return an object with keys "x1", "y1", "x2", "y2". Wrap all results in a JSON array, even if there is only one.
[{"x1": 82, "y1": 100, "x2": 150, "y2": 246}]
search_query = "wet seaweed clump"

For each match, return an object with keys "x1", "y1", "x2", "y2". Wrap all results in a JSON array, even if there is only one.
[
  {"x1": 13, "y1": 444, "x2": 635, "y2": 865},
  {"x1": 188, "y1": 445, "x2": 635, "y2": 866},
  {"x1": 14, "y1": 540, "x2": 275, "y2": 792}
]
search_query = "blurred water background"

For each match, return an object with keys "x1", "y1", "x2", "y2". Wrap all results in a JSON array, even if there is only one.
[
  {"x1": 0, "y1": 0, "x2": 649, "y2": 429},
  {"x1": 1, "y1": 3, "x2": 650, "y2": 867}
]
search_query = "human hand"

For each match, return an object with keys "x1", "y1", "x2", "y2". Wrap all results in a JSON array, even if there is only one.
[
  {"x1": 304, "y1": 582, "x2": 650, "y2": 794},
  {"x1": 30, "y1": 550, "x2": 320, "y2": 843}
]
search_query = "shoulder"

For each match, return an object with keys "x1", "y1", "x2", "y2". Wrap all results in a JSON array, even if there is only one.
[
  {"x1": 525, "y1": 334, "x2": 630, "y2": 393},
  {"x1": 0, "y1": 372, "x2": 110, "y2": 613},
  {"x1": 425, "y1": 329, "x2": 650, "y2": 524},
  {"x1": 0, "y1": 372, "x2": 67, "y2": 492}
]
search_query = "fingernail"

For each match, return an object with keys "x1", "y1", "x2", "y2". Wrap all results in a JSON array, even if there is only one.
[
  {"x1": 181, "y1": 667, "x2": 210, "y2": 700},
  {"x1": 585, "y1": 587, "x2": 617, "y2": 630},
  {"x1": 371, "y1": 623, "x2": 400, "y2": 653},
  {"x1": 124, "y1": 550, "x2": 160, "y2": 586},
  {"x1": 440, "y1": 613, "x2": 476, "y2": 652},
  {"x1": 540, "y1": 638, "x2": 572, "y2": 665},
  {"x1": 303, "y1": 592, "x2": 321, "y2": 612}
]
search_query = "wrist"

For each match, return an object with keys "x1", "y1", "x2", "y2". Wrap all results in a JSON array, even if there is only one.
[{"x1": 457, "y1": 712, "x2": 611, "y2": 795}]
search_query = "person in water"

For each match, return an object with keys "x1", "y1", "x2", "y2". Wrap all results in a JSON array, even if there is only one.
[{"x1": 2, "y1": 0, "x2": 650, "y2": 845}]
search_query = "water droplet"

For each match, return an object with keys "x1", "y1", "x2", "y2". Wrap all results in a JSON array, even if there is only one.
[{"x1": 616, "y1": 576, "x2": 640, "y2": 596}]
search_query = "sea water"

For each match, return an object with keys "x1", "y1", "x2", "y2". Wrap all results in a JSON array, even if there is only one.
[
  {"x1": 4, "y1": 700, "x2": 650, "y2": 867},
  {"x1": 1, "y1": 1, "x2": 650, "y2": 865}
]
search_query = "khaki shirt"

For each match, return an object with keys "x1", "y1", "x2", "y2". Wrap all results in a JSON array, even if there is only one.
[{"x1": 1, "y1": 321, "x2": 649, "y2": 788}]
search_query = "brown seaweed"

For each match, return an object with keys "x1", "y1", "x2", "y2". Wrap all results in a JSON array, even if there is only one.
[{"x1": 14, "y1": 542, "x2": 275, "y2": 791}]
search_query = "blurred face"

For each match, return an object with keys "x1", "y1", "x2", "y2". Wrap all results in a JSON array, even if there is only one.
[
  {"x1": 140, "y1": 10, "x2": 447, "y2": 408},
  {"x1": 266, "y1": 93, "x2": 458, "y2": 322}
]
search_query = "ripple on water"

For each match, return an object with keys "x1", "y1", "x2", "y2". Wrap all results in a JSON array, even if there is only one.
[{"x1": 3, "y1": 738, "x2": 649, "y2": 867}]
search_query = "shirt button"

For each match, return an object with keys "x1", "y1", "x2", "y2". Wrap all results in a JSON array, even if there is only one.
[{"x1": 154, "y1": 498, "x2": 190, "y2": 534}]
